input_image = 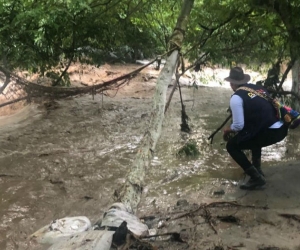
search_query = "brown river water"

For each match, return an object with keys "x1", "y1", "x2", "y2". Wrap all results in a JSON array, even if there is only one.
[{"x1": 1, "y1": 82, "x2": 300, "y2": 249}]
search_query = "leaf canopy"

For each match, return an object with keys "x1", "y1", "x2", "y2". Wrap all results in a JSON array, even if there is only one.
[{"x1": 0, "y1": 0, "x2": 299, "y2": 78}]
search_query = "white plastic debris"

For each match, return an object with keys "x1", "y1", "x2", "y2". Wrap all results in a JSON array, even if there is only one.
[
  {"x1": 31, "y1": 202, "x2": 149, "y2": 249},
  {"x1": 30, "y1": 216, "x2": 91, "y2": 245},
  {"x1": 47, "y1": 230, "x2": 114, "y2": 250},
  {"x1": 101, "y1": 203, "x2": 149, "y2": 236},
  {"x1": 157, "y1": 220, "x2": 166, "y2": 229},
  {"x1": 149, "y1": 228, "x2": 157, "y2": 236},
  {"x1": 108, "y1": 202, "x2": 132, "y2": 213}
]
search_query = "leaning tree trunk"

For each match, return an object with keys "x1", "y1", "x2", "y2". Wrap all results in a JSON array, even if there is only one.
[
  {"x1": 30, "y1": 2, "x2": 195, "y2": 248},
  {"x1": 292, "y1": 60, "x2": 300, "y2": 110},
  {"x1": 118, "y1": 0, "x2": 194, "y2": 213}
]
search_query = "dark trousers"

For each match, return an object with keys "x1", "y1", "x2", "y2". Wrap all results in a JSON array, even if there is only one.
[{"x1": 226, "y1": 125, "x2": 288, "y2": 171}]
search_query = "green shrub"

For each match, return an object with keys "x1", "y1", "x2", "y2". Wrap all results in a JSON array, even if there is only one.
[{"x1": 177, "y1": 140, "x2": 200, "y2": 158}]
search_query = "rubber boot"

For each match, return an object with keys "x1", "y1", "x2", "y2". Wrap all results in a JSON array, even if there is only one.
[
  {"x1": 240, "y1": 166, "x2": 266, "y2": 190},
  {"x1": 252, "y1": 159, "x2": 265, "y2": 177}
]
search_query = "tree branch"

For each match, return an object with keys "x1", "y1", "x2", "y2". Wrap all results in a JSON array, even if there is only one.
[
  {"x1": 278, "y1": 58, "x2": 295, "y2": 90},
  {"x1": 267, "y1": 88, "x2": 300, "y2": 101}
]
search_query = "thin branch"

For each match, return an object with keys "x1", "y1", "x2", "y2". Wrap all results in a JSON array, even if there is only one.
[
  {"x1": 125, "y1": 0, "x2": 147, "y2": 18},
  {"x1": 266, "y1": 88, "x2": 300, "y2": 101},
  {"x1": 198, "y1": 12, "x2": 235, "y2": 32},
  {"x1": 207, "y1": 114, "x2": 232, "y2": 144},
  {"x1": 90, "y1": 0, "x2": 122, "y2": 9},
  {"x1": 0, "y1": 96, "x2": 28, "y2": 108},
  {"x1": 184, "y1": 52, "x2": 209, "y2": 72},
  {"x1": 279, "y1": 213, "x2": 300, "y2": 223},
  {"x1": 203, "y1": 206, "x2": 218, "y2": 234},
  {"x1": 53, "y1": 58, "x2": 73, "y2": 87}
]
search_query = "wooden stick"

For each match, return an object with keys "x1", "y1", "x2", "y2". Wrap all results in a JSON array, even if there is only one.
[{"x1": 207, "y1": 114, "x2": 232, "y2": 144}]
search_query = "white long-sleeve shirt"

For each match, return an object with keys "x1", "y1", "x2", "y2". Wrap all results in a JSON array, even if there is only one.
[{"x1": 230, "y1": 94, "x2": 283, "y2": 132}]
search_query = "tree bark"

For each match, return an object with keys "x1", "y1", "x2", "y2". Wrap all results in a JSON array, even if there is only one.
[
  {"x1": 292, "y1": 60, "x2": 300, "y2": 110},
  {"x1": 118, "y1": 0, "x2": 195, "y2": 213}
]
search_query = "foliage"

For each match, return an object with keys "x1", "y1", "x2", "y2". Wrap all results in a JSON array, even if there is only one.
[
  {"x1": 46, "y1": 71, "x2": 71, "y2": 87},
  {"x1": 177, "y1": 140, "x2": 200, "y2": 158},
  {"x1": 0, "y1": 0, "x2": 178, "y2": 75},
  {"x1": 183, "y1": 0, "x2": 290, "y2": 74},
  {"x1": 0, "y1": 0, "x2": 300, "y2": 88}
]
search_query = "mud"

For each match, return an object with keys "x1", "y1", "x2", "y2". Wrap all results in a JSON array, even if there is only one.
[{"x1": 0, "y1": 63, "x2": 300, "y2": 250}]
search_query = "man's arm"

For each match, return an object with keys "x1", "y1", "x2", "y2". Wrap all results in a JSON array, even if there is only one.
[
  {"x1": 229, "y1": 94, "x2": 244, "y2": 131},
  {"x1": 223, "y1": 94, "x2": 244, "y2": 137}
]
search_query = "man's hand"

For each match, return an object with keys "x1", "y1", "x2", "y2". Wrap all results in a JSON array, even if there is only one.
[{"x1": 223, "y1": 127, "x2": 235, "y2": 142}]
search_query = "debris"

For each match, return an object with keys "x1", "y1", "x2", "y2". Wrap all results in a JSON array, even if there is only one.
[
  {"x1": 278, "y1": 213, "x2": 300, "y2": 222},
  {"x1": 217, "y1": 215, "x2": 240, "y2": 224},
  {"x1": 100, "y1": 203, "x2": 149, "y2": 236},
  {"x1": 30, "y1": 216, "x2": 91, "y2": 245},
  {"x1": 112, "y1": 221, "x2": 128, "y2": 247},
  {"x1": 48, "y1": 230, "x2": 114, "y2": 250},
  {"x1": 141, "y1": 231, "x2": 186, "y2": 243},
  {"x1": 157, "y1": 220, "x2": 166, "y2": 229},
  {"x1": 213, "y1": 189, "x2": 225, "y2": 195}
]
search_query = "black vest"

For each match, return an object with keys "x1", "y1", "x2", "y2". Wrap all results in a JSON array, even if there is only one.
[{"x1": 234, "y1": 84, "x2": 278, "y2": 142}]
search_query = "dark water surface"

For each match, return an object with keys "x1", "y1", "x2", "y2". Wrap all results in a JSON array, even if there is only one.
[{"x1": 0, "y1": 86, "x2": 300, "y2": 249}]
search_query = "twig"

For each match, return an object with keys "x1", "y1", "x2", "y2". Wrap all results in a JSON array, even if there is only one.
[
  {"x1": 266, "y1": 88, "x2": 300, "y2": 101},
  {"x1": 140, "y1": 232, "x2": 180, "y2": 239},
  {"x1": 141, "y1": 201, "x2": 269, "y2": 239},
  {"x1": 206, "y1": 201, "x2": 268, "y2": 210},
  {"x1": 169, "y1": 205, "x2": 202, "y2": 221},
  {"x1": 0, "y1": 96, "x2": 28, "y2": 108},
  {"x1": 203, "y1": 206, "x2": 218, "y2": 234},
  {"x1": 0, "y1": 174, "x2": 16, "y2": 178},
  {"x1": 278, "y1": 213, "x2": 300, "y2": 222},
  {"x1": 168, "y1": 201, "x2": 268, "y2": 222}
]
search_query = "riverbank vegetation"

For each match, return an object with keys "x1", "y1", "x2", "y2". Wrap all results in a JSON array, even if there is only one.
[{"x1": 1, "y1": 1, "x2": 299, "y2": 89}]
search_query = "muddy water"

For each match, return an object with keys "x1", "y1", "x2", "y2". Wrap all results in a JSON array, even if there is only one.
[{"x1": 1, "y1": 86, "x2": 300, "y2": 250}]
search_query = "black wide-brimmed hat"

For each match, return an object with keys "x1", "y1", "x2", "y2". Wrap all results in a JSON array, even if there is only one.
[{"x1": 224, "y1": 67, "x2": 250, "y2": 84}]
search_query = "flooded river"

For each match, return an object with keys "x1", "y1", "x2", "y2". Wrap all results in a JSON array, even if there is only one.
[{"x1": 0, "y1": 84, "x2": 300, "y2": 249}]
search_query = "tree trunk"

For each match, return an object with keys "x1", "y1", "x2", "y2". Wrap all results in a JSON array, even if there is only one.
[
  {"x1": 31, "y1": 2, "x2": 195, "y2": 247},
  {"x1": 118, "y1": 0, "x2": 194, "y2": 213},
  {"x1": 292, "y1": 60, "x2": 300, "y2": 110}
]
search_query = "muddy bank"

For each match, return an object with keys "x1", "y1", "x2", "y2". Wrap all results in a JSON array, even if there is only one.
[{"x1": 0, "y1": 64, "x2": 300, "y2": 249}]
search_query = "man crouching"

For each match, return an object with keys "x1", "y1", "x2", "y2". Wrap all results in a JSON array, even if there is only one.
[{"x1": 223, "y1": 67, "x2": 288, "y2": 190}]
